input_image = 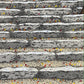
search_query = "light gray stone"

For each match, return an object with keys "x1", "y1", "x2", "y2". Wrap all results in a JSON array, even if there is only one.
[
  {"x1": 0, "y1": 23, "x2": 16, "y2": 31},
  {"x1": 63, "y1": 14, "x2": 83, "y2": 22},
  {"x1": 0, "y1": 52, "x2": 16, "y2": 63},
  {"x1": 0, "y1": 67, "x2": 38, "y2": 79},
  {"x1": 19, "y1": 22, "x2": 84, "y2": 31},
  {"x1": 11, "y1": 30, "x2": 84, "y2": 38},
  {"x1": 0, "y1": 39, "x2": 28, "y2": 49},
  {"x1": 15, "y1": 15, "x2": 61, "y2": 23},
  {"x1": 17, "y1": 52, "x2": 55, "y2": 61},
  {"x1": 0, "y1": 31, "x2": 10, "y2": 38},
  {"x1": 25, "y1": 8, "x2": 72, "y2": 15},
  {"x1": 0, "y1": 8, "x2": 20, "y2": 15},
  {"x1": 38, "y1": 66, "x2": 83, "y2": 79},
  {"x1": 31, "y1": 39, "x2": 83, "y2": 48}
]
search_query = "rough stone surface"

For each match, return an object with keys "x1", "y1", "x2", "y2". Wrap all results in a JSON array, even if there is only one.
[
  {"x1": 0, "y1": 52, "x2": 16, "y2": 63},
  {"x1": 63, "y1": 14, "x2": 83, "y2": 22},
  {"x1": 25, "y1": 8, "x2": 72, "y2": 15},
  {"x1": 56, "y1": 51, "x2": 83, "y2": 61},
  {"x1": 0, "y1": 23, "x2": 16, "y2": 31},
  {"x1": 0, "y1": 9, "x2": 20, "y2": 15},
  {"x1": 38, "y1": 66, "x2": 83, "y2": 79},
  {"x1": 0, "y1": 39, "x2": 28, "y2": 49},
  {"x1": 15, "y1": 15, "x2": 61, "y2": 23},
  {"x1": 0, "y1": 67, "x2": 38, "y2": 79},
  {"x1": 31, "y1": 39, "x2": 83, "y2": 48},
  {"x1": 17, "y1": 52, "x2": 56, "y2": 61},
  {"x1": 19, "y1": 22, "x2": 84, "y2": 30},
  {"x1": 11, "y1": 30, "x2": 83, "y2": 38},
  {"x1": 0, "y1": 31, "x2": 10, "y2": 38}
]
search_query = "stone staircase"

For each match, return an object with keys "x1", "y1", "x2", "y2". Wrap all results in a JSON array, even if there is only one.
[{"x1": 0, "y1": 0, "x2": 84, "y2": 83}]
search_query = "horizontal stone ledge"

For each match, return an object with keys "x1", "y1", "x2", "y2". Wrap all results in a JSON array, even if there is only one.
[
  {"x1": 0, "y1": 16, "x2": 13, "y2": 23},
  {"x1": 19, "y1": 22, "x2": 84, "y2": 30},
  {"x1": 55, "y1": 51, "x2": 83, "y2": 61},
  {"x1": 63, "y1": 14, "x2": 83, "y2": 22},
  {"x1": 0, "y1": 52, "x2": 16, "y2": 63},
  {"x1": 17, "y1": 52, "x2": 55, "y2": 62},
  {"x1": 0, "y1": 66, "x2": 83, "y2": 80},
  {"x1": 25, "y1": 8, "x2": 72, "y2": 15},
  {"x1": 0, "y1": 15, "x2": 61, "y2": 23},
  {"x1": 0, "y1": 31, "x2": 10, "y2": 38},
  {"x1": 15, "y1": 15, "x2": 61, "y2": 23},
  {"x1": 0, "y1": 0, "x2": 81, "y2": 9},
  {"x1": 0, "y1": 67, "x2": 38, "y2": 79},
  {"x1": 0, "y1": 51, "x2": 83, "y2": 63},
  {"x1": 37, "y1": 66, "x2": 83, "y2": 79},
  {"x1": 0, "y1": 1, "x2": 61, "y2": 9},
  {"x1": 0, "y1": 39, "x2": 28, "y2": 49},
  {"x1": 0, "y1": 23, "x2": 16, "y2": 31},
  {"x1": 31, "y1": 39, "x2": 83, "y2": 48},
  {"x1": 61, "y1": 1, "x2": 78, "y2": 8},
  {"x1": 17, "y1": 51, "x2": 83, "y2": 62},
  {"x1": 0, "y1": 8, "x2": 20, "y2": 15},
  {"x1": 11, "y1": 30, "x2": 84, "y2": 38}
]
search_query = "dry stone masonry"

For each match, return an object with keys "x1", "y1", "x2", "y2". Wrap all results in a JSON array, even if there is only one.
[{"x1": 0, "y1": 0, "x2": 83, "y2": 81}]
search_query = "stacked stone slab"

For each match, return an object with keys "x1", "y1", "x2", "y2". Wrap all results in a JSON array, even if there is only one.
[{"x1": 0, "y1": 0, "x2": 83, "y2": 80}]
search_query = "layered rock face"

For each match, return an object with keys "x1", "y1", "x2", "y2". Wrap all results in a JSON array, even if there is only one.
[{"x1": 0, "y1": 0, "x2": 83, "y2": 82}]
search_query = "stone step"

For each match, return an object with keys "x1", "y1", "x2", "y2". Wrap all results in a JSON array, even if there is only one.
[
  {"x1": 0, "y1": 23, "x2": 16, "y2": 31},
  {"x1": 0, "y1": 14, "x2": 83, "y2": 23},
  {"x1": 0, "y1": 8, "x2": 20, "y2": 15},
  {"x1": 0, "y1": 39, "x2": 28, "y2": 49},
  {"x1": 19, "y1": 22, "x2": 84, "y2": 31},
  {"x1": 0, "y1": 15, "x2": 61, "y2": 23},
  {"x1": 0, "y1": 67, "x2": 38, "y2": 79},
  {"x1": 0, "y1": 0, "x2": 82, "y2": 9},
  {"x1": 25, "y1": 8, "x2": 72, "y2": 15},
  {"x1": 0, "y1": 8, "x2": 72, "y2": 16},
  {"x1": 0, "y1": 51, "x2": 83, "y2": 63},
  {"x1": 63, "y1": 14, "x2": 83, "y2": 22},
  {"x1": 0, "y1": 66, "x2": 83, "y2": 79},
  {"x1": 11, "y1": 30, "x2": 84, "y2": 38},
  {"x1": 0, "y1": 1, "x2": 61, "y2": 9},
  {"x1": 17, "y1": 51, "x2": 84, "y2": 61},
  {"x1": 0, "y1": 22, "x2": 83, "y2": 31},
  {"x1": 31, "y1": 39, "x2": 83, "y2": 48},
  {"x1": 0, "y1": 31, "x2": 10, "y2": 38},
  {"x1": 37, "y1": 66, "x2": 83, "y2": 79}
]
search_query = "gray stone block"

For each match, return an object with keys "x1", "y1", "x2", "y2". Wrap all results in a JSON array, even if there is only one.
[
  {"x1": 63, "y1": 14, "x2": 83, "y2": 22},
  {"x1": 0, "y1": 31, "x2": 10, "y2": 38},
  {"x1": 0, "y1": 16, "x2": 13, "y2": 23},
  {"x1": 0, "y1": 8, "x2": 20, "y2": 15},
  {"x1": 31, "y1": 39, "x2": 83, "y2": 48},
  {"x1": 19, "y1": 22, "x2": 84, "y2": 31},
  {"x1": 15, "y1": 15, "x2": 61, "y2": 23},
  {"x1": 0, "y1": 1, "x2": 61, "y2": 9},
  {"x1": 25, "y1": 8, "x2": 72, "y2": 15},
  {"x1": 56, "y1": 51, "x2": 83, "y2": 61},
  {"x1": 0, "y1": 51, "x2": 83, "y2": 63},
  {"x1": 0, "y1": 23, "x2": 16, "y2": 31},
  {"x1": 0, "y1": 67, "x2": 38, "y2": 79},
  {"x1": 17, "y1": 52, "x2": 55, "y2": 61},
  {"x1": 0, "y1": 39, "x2": 28, "y2": 49},
  {"x1": 37, "y1": 66, "x2": 83, "y2": 79},
  {"x1": 61, "y1": 0, "x2": 78, "y2": 8},
  {"x1": 0, "y1": 52, "x2": 16, "y2": 63},
  {"x1": 11, "y1": 30, "x2": 84, "y2": 38}
]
